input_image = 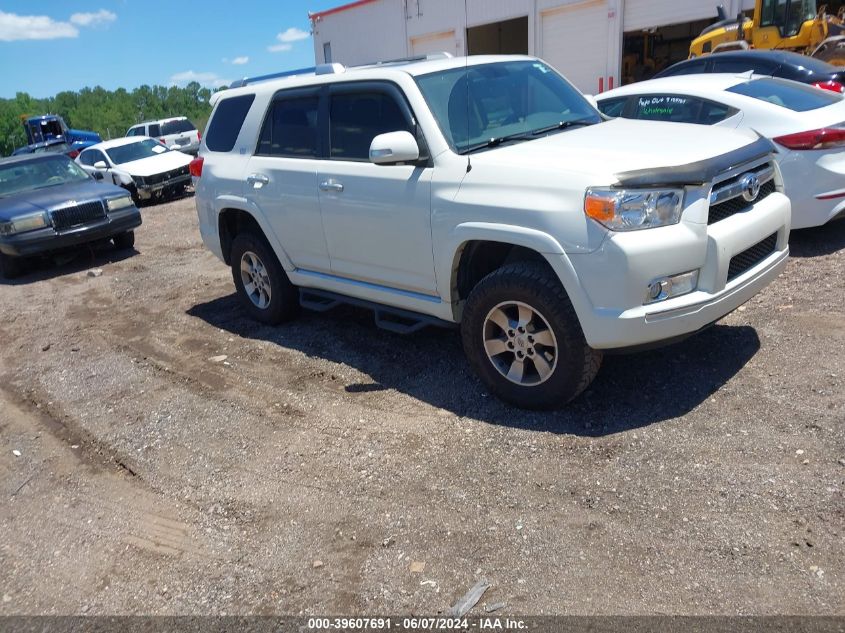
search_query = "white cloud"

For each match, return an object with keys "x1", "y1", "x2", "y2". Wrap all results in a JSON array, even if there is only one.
[
  {"x1": 169, "y1": 70, "x2": 232, "y2": 89},
  {"x1": 70, "y1": 9, "x2": 116, "y2": 27},
  {"x1": 0, "y1": 10, "x2": 79, "y2": 41},
  {"x1": 275, "y1": 27, "x2": 309, "y2": 43},
  {"x1": 267, "y1": 43, "x2": 292, "y2": 53},
  {"x1": 231, "y1": 56, "x2": 249, "y2": 65}
]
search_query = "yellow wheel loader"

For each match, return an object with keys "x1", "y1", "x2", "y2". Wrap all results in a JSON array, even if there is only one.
[{"x1": 689, "y1": 1, "x2": 845, "y2": 66}]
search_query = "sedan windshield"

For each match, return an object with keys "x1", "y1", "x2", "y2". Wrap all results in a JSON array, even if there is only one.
[
  {"x1": 106, "y1": 138, "x2": 169, "y2": 164},
  {"x1": 0, "y1": 155, "x2": 90, "y2": 197},
  {"x1": 416, "y1": 60, "x2": 601, "y2": 153}
]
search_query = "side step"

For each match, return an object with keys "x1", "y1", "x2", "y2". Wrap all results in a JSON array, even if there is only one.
[{"x1": 298, "y1": 288, "x2": 455, "y2": 335}]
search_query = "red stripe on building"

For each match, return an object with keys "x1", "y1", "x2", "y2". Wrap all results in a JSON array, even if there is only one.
[{"x1": 309, "y1": 0, "x2": 380, "y2": 21}]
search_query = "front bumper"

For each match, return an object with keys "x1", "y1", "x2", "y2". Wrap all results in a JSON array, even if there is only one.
[
  {"x1": 136, "y1": 174, "x2": 191, "y2": 199},
  {"x1": 564, "y1": 191, "x2": 791, "y2": 350},
  {"x1": 0, "y1": 208, "x2": 142, "y2": 257}
]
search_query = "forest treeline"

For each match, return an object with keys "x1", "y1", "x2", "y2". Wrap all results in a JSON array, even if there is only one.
[{"x1": 1, "y1": 81, "x2": 216, "y2": 155}]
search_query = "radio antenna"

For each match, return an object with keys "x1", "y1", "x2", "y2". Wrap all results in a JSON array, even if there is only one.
[{"x1": 464, "y1": 0, "x2": 471, "y2": 172}]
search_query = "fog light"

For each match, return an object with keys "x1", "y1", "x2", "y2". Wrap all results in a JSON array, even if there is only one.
[{"x1": 644, "y1": 270, "x2": 699, "y2": 304}]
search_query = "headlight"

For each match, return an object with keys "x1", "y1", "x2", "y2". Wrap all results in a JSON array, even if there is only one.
[
  {"x1": 0, "y1": 212, "x2": 50, "y2": 236},
  {"x1": 106, "y1": 195, "x2": 133, "y2": 212},
  {"x1": 132, "y1": 175, "x2": 146, "y2": 186},
  {"x1": 584, "y1": 187, "x2": 684, "y2": 231}
]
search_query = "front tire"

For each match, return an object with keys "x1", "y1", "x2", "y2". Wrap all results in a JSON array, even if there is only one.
[
  {"x1": 461, "y1": 262, "x2": 602, "y2": 409},
  {"x1": 0, "y1": 252, "x2": 23, "y2": 280},
  {"x1": 113, "y1": 231, "x2": 135, "y2": 250},
  {"x1": 230, "y1": 231, "x2": 299, "y2": 324}
]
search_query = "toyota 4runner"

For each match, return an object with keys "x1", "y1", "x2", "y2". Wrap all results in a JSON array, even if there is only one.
[{"x1": 193, "y1": 54, "x2": 791, "y2": 409}]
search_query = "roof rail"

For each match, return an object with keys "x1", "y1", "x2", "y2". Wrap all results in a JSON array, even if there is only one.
[
  {"x1": 354, "y1": 51, "x2": 453, "y2": 68},
  {"x1": 228, "y1": 63, "x2": 346, "y2": 89}
]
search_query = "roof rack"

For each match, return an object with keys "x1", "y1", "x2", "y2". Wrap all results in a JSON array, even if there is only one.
[
  {"x1": 228, "y1": 63, "x2": 346, "y2": 88},
  {"x1": 354, "y1": 51, "x2": 453, "y2": 68}
]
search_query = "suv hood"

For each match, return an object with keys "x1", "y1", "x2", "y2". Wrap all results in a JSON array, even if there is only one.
[
  {"x1": 117, "y1": 150, "x2": 192, "y2": 177},
  {"x1": 471, "y1": 118, "x2": 762, "y2": 182}
]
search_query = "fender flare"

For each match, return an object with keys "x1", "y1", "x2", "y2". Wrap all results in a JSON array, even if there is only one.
[
  {"x1": 213, "y1": 195, "x2": 294, "y2": 270},
  {"x1": 438, "y1": 222, "x2": 595, "y2": 324}
]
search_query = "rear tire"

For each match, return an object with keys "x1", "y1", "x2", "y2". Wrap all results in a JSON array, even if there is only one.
[
  {"x1": 230, "y1": 231, "x2": 299, "y2": 325},
  {"x1": 461, "y1": 261, "x2": 602, "y2": 409},
  {"x1": 0, "y1": 252, "x2": 23, "y2": 280},
  {"x1": 113, "y1": 231, "x2": 135, "y2": 250}
]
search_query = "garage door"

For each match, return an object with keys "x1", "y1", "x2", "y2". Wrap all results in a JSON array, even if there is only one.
[
  {"x1": 411, "y1": 30, "x2": 457, "y2": 57},
  {"x1": 540, "y1": 0, "x2": 608, "y2": 94}
]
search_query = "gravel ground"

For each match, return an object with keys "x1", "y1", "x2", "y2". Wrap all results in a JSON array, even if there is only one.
[{"x1": 0, "y1": 194, "x2": 843, "y2": 616}]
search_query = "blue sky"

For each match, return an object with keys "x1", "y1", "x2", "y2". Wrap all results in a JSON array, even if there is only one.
[{"x1": 0, "y1": 1, "x2": 333, "y2": 98}]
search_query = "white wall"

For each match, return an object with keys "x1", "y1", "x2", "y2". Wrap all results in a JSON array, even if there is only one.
[
  {"x1": 311, "y1": 0, "x2": 408, "y2": 65},
  {"x1": 624, "y1": 0, "x2": 756, "y2": 31},
  {"x1": 309, "y1": 0, "x2": 746, "y2": 90}
]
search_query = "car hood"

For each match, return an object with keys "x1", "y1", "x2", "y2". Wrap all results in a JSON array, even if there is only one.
[
  {"x1": 0, "y1": 180, "x2": 127, "y2": 221},
  {"x1": 116, "y1": 150, "x2": 193, "y2": 177},
  {"x1": 469, "y1": 118, "x2": 762, "y2": 181}
]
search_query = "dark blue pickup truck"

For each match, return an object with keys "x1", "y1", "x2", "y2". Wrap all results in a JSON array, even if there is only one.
[{"x1": 12, "y1": 115, "x2": 101, "y2": 157}]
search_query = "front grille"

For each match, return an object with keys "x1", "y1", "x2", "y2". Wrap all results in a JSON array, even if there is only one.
[
  {"x1": 727, "y1": 233, "x2": 777, "y2": 282},
  {"x1": 50, "y1": 200, "x2": 106, "y2": 231},
  {"x1": 146, "y1": 165, "x2": 189, "y2": 186},
  {"x1": 709, "y1": 179, "x2": 776, "y2": 224}
]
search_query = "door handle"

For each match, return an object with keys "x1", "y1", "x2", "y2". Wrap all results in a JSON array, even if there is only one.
[
  {"x1": 246, "y1": 173, "x2": 270, "y2": 188},
  {"x1": 319, "y1": 180, "x2": 344, "y2": 193}
]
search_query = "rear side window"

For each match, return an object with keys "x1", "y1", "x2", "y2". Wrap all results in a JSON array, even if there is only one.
[
  {"x1": 148, "y1": 124, "x2": 161, "y2": 137},
  {"x1": 727, "y1": 78, "x2": 842, "y2": 111},
  {"x1": 597, "y1": 97, "x2": 627, "y2": 118},
  {"x1": 330, "y1": 91, "x2": 412, "y2": 161},
  {"x1": 161, "y1": 119, "x2": 196, "y2": 135},
  {"x1": 628, "y1": 95, "x2": 737, "y2": 125},
  {"x1": 206, "y1": 94, "x2": 256, "y2": 152},
  {"x1": 657, "y1": 60, "x2": 707, "y2": 77},
  {"x1": 710, "y1": 57, "x2": 777, "y2": 74},
  {"x1": 257, "y1": 96, "x2": 319, "y2": 157}
]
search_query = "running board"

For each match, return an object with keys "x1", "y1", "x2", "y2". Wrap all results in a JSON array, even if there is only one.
[{"x1": 298, "y1": 288, "x2": 455, "y2": 335}]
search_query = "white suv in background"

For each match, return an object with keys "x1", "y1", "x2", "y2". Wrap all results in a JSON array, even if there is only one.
[
  {"x1": 192, "y1": 54, "x2": 791, "y2": 409},
  {"x1": 127, "y1": 116, "x2": 200, "y2": 155}
]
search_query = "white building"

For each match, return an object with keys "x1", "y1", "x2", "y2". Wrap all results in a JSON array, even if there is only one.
[{"x1": 309, "y1": 0, "x2": 755, "y2": 94}]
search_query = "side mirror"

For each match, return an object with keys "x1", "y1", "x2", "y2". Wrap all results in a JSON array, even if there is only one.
[
  {"x1": 93, "y1": 160, "x2": 107, "y2": 169},
  {"x1": 91, "y1": 171, "x2": 104, "y2": 181},
  {"x1": 369, "y1": 131, "x2": 420, "y2": 165}
]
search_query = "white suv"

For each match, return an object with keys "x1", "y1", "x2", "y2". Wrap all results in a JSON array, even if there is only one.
[
  {"x1": 127, "y1": 116, "x2": 200, "y2": 155},
  {"x1": 193, "y1": 54, "x2": 791, "y2": 409}
]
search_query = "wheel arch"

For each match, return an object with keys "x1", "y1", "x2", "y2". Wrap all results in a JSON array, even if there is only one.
[
  {"x1": 443, "y1": 223, "x2": 594, "y2": 328},
  {"x1": 216, "y1": 203, "x2": 293, "y2": 269}
]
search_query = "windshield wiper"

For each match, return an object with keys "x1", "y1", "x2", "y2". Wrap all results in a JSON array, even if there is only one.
[
  {"x1": 458, "y1": 132, "x2": 535, "y2": 155},
  {"x1": 530, "y1": 118, "x2": 597, "y2": 136}
]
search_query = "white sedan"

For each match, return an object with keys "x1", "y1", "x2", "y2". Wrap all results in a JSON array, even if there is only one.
[
  {"x1": 75, "y1": 137, "x2": 193, "y2": 204},
  {"x1": 595, "y1": 73, "x2": 845, "y2": 229}
]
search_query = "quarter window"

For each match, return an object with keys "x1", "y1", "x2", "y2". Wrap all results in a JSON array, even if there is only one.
[
  {"x1": 206, "y1": 94, "x2": 256, "y2": 152},
  {"x1": 329, "y1": 91, "x2": 413, "y2": 161},
  {"x1": 257, "y1": 96, "x2": 320, "y2": 158}
]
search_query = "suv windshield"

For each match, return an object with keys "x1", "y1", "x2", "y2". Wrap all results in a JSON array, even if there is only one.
[
  {"x1": 106, "y1": 138, "x2": 169, "y2": 164},
  {"x1": 416, "y1": 60, "x2": 601, "y2": 153},
  {"x1": 0, "y1": 156, "x2": 89, "y2": 197},
  {"x1": 161, "y1": 119, "x2": 196, "y2": 135},
  {"x1": 727, "y1": 77, "x2": 842, "y2": 111}
]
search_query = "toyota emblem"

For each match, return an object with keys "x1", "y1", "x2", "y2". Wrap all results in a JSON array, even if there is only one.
[{"x1": 740, "y1": 173, "x2": 761, "y2": 202}]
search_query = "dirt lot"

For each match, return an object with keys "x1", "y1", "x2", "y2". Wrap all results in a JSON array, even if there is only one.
[{"x1": 0, "y1": 194, "x2": 843, "y2": 616}]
